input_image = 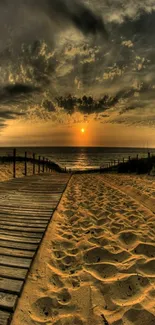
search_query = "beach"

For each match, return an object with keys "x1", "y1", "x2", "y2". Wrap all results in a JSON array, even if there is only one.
[
  {"x1": 0, "y1": 162, "x2": 34, "y2": 182},
  {"x1": 11, "y1": 173, "x2": 155, "y2": 325}
]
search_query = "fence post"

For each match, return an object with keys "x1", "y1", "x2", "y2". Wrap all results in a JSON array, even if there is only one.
[
  {"x1": 148, "y1": 152, "x2": 151, "y2": 175},
  {"x1": 38, "y1": 156, "x2": 41, "y2": 174},
  {"x1": 13, "y1": 148, "x2": 16, "y2": 178},
  {"x1": 118, "y1": 159, "x2": 120, "y2": 165},
  {"x1": 137, "y1": 154, "x2": 138, "y2": 160},
  {"x1": 46, "y1": 159, "x2": 48, "y2": 172},
  {"x1": 123, "y1": 158, "x2": 124, "y2": 164},
  {"x1": 24, "y1": 151, "x2": 27, "y2": 176},
  {"x1": 33, "y1": 153, "x2": 35, "y2": 175},
  {"x1": 42, "y1": 157, "x2": 45, "y2": 173},
  {"x1": 128, "y1": 156, "x2": 130, "y2": 162}
]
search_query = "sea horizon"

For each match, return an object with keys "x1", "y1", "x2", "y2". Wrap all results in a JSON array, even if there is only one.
[{"x1": 0, "y1": 146, "x2": 154, "y2": 170}]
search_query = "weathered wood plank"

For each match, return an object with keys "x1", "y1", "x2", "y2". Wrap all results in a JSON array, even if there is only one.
[
  {"x1": 0, "y1": 211, "x2": 51, "y2": 217},
  {"x1": 0, "y1": 292, "x2": 18, "y2": 311},
  {"x1": 0, "y1": 240, "x2": 37, "y2": 251},
  {"x1": 0, "y1": 173, "x2": 71, "y2": 324},
  {"x1": 0, "y1": 247, "x2": 34, "y2": 258},
  {"x1": 0, "y1": 213, "x2": 50, "y2": 220},
  {"x1": 0, "y1": 220, "x2": 47, "y2": 228},
  {"x1": 0, "y1": 255, "x2": 31, "y2": 268},
  {"x1": 0, "y1": 225, "x2": 45, "y2": 232},
  {"x1": 0, "y1": 310, "x2": 11, "y2": 325},
  {"x1": 0, "y1": 219, "x2": 48, "y2": 227},
  {"x1": 0, "y1": 230, "x2": 42, "y2": 239},
  {"x1": 0, "y1": 265, "x2": 27, "y2": 280},
  {"x1": 0, "y1": 277, "x2": 23, "y2": 294},
  {"x1": 0, "y1": 204, "x2": 52, "y2": 209},
  {"x1": 0, "y1": 234, "x2": 40, "y2": 244}
]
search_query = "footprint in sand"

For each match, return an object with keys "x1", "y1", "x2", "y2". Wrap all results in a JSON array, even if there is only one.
[
  {"x1": 119, "y1": 231, "x2": 138, "y2": 248},
  {"x1": 31, "y1": 296, "x2": 59, "y2": 321},
  {"x1": 123, "y1": 308, "x2": 155, "y2": 325},
  {"x1": 134, "y1": 243, "x2": 155, "y2": 258},
  {"x1": 57, "y1": 288, "x2": 71, "y2": 304},
  {"x1": 83, "y1": 247, "x2": 130, "y2": 264},
  {"x1": 52, "y1": 315, "x2": 85, "y2": 325},
  {"x1": 84, "y1": 262, "x2": 118, "y2": 281},
  {"x1": 48, "y1": 273, "x2": 64, "y2": 289},
  {"x1": 103, "y1": 275, "x2": 149, "y2": 306},
  {"x1": 137, "y1": 259, "x2": 155, "y2": 276}
]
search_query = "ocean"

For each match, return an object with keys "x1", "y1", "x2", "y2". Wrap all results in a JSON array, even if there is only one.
[{"x1": 0, "y1": 147, "x2": 155, "y2": 171}]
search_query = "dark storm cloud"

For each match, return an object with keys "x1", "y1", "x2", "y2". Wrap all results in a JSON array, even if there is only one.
[
  {"x1": 0, "y1": 110, "x2": 24, "y2": 119},
  {"x1": 43, "y1": 0, "x2": 108, "y2": 38},
  {"x1": 4, "y1": 84, "x2": 40, "y2": 96},
  {"x1": 42, "y1": 99, "x2": 56, "y2": 112},
  {"x1": 0, "y1": 0, "x2": 109, "y2": 125},
  {"x1": 0, "y1": 0, "x2": 155, "y2": 127},
  {"x1": 0, "y1": 84, "x2": 40, "y2": 106}
]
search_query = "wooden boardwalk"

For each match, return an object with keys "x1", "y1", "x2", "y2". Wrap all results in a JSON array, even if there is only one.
[{"x1": 0, "y1": 173, "x2": 71, "y2": 325}]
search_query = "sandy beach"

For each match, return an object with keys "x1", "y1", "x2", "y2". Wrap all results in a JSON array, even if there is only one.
[
  {"x1": 0, "y1": 162, "x2": 56, "y2": 182},
  {"x1": 0, "y1": 162, "x2": 34, "y2": 182},
  {"x1": 11, "y1": 173, "x2": 155, "y2": 325}
]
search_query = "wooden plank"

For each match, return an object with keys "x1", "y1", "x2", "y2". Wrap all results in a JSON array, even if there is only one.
[
  {"x1": 0, "y1": 292, "x2": 18, "y2": 311},
  {"x1": 0, "y1": 240, "x2": 37, "y2": 251},
  {"x1": 0, "y1": 220, "x2": 48, "y2": 228},
  {"x1": 0, "y1": 219, "x2": 48, "y2": 226},
  {"x1": 0, "y1": 265, "x2": 27, "y2": 280},
  {"x1": 0, "y1": 211, "x2": 51, "y2": 217},
  {"x1": 0, "y1": 230, "x2": 42, "y2": 239},
  {"x1": 0, "y1": 247, "x2": 34, "y2": 258},
  {"x1": 0, "y1": 205, "x2": 52, "y2": 211},
  {"x1": 0, "y1": 214, "x2": 50, "y2": 220},
  {"x1": 0, "y1": 255, "x2": 31, "y2": 268},
  {"x1": 0, "y1": 225, "x2": 45, "y2": 232},
  {"x1": 0, "y1": 310, "x2": 11, "y2": 325},
  {"x1": 0, "y1": 234, "x2": 40, "y2": 244},
  {"x1": 0, "y1": 277, "x2": 23, "y2": 294}
]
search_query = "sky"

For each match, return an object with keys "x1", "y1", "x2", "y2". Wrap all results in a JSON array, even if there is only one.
[{"x1": 0, "y1": 0, "x2": 155, "y2": 147}]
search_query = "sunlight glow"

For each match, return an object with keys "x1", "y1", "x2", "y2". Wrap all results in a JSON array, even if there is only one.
[{"x1": 81, "y1": 128, "x2": 85, "y2": 133}]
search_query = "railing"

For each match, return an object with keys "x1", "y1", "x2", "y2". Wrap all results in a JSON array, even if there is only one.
[
  {"x1": 100, "y1": 152, "x2": 155, "y2": 175},
  {"x1": 0, "y1": 148, "x2": 67, "y2": 178}
]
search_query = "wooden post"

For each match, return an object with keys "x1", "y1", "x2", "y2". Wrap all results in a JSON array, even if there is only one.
[
  {"x1": 33, "y1": 153, "x2": 35, "y2": 175},
  {"x1": 42, "y1": 157, "x2": 45, "y2": 173},
  {"x1": 137, "y1": 154, "x2": 138, "y2": 160},
  {"x1": 13, "y1": 148, "x2": 16, "y2": 178},
  {"x1": 128, "y1": 156, "x2": 130, "y2": 162},
  {"x1": 148, "y1": 152, "x2": 151, "y2": 175},
  {"x1": 24, "y1": 151, "x2": 27, "y2": 176},
  {"x1": 46, "y1": 159, "x2": 48, "y2": 172},
  {"x1": 38, "y1": 156, "x2": 41, "y2": 174},
  {"x1": 123, "y1": 158, "x2": 124, "y2": 164},
  {"x1": 118, "y1": 159, "x2": 120, "y2": 165},
  {"x1": 114, "y1": 160, "x2": 115, "y2": 166}
]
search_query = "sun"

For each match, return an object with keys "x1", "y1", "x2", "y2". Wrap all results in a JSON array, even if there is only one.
[{"x1": 81, "y1": 128, "x2": 85, "y2": 133}]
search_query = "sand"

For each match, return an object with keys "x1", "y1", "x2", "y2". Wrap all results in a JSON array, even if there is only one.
[
  {"x1": 0, "y1": 162, "x2": 54, "y2": 182},
  {"x1": 0, "y1": 162, "x2": 34, "y2": 182},
  {"x1": 11, "y1": 174, "x2": 155, "y2": 325}
]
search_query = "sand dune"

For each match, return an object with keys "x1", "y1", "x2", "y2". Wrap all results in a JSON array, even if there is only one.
[
  {"x1": 0, "y1": 162, "x2": 34, "y2": 182},
  {"x1": 11, "y1": 174, "x2": 155, "y2": 325},
  {"x1": 0, "y1": 162, "x2": 55, "y2": 182}
]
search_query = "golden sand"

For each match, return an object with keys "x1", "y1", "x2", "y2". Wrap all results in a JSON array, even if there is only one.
[{"x1": 11, "y1": 174, "x2": 155, "y2": 325}]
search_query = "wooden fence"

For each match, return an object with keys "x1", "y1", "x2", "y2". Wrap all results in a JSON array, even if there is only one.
[
  {"x1": 0, "y1": 148, "x2": 66, "y2": 178},
  {"x1": 100, "y1": 152, "x2": 155, "y2": 175}
]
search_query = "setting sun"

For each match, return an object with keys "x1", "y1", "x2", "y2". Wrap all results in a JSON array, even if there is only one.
[{"x1": 81, "y1": 128, "x2": 85, "y2": 133}]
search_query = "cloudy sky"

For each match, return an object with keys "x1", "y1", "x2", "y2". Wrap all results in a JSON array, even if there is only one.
[{"x1": 0, "y1": 0, "x2": 155, "y2": 147}]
